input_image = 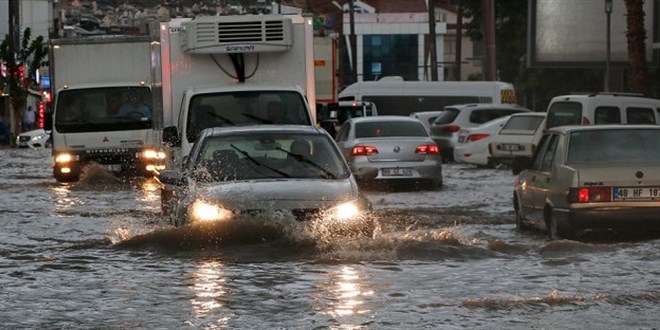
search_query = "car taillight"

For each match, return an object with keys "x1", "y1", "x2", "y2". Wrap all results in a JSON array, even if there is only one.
[
  {"x1": 568, "y1": 187, "x2": 612, "y2": 203},
  {"x1": 351, "y1": 145, "x2": 378, "y2": 156},
  {"x1": 466, "y1": 133, "x2": 490, "y2": 142},
  {"x1": 582, "y1": 116, "x2": 591, "y2": 125},
  {"x1": 415, "y1": 144, "x2": 440, "y2": 154},
  {"x1": 441, "y1": 125, "x2": 461, "y2": 133}
]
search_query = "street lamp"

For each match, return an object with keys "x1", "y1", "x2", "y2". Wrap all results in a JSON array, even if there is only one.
[{"x1": 604, "y1": 0, "x2": 612, "y2": 92}]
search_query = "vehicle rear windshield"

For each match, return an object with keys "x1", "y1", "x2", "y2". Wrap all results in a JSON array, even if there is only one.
[
  {"x1": 567, "y1": 129, "x2": 660, "y2": 163},
  {"x1": 433, "y1": 108, "x2": 460, "y2": 125},
  {"x1": 469, "y1": 109, "x2": 526, "y2": 124},
  {"x1": 546, "y1": 101, "x2": 582, "y2": 129},
  {"x1": 356, "y1": 121, "x2": 428, "y2": 138},
  {"x1": 500, "y1": 115, "x2": 545, "y2": 134}
]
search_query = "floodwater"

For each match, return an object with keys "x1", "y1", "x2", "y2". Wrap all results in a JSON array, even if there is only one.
[{"x1": 2, "y1": 148, "x2": 660, "y2": 329}]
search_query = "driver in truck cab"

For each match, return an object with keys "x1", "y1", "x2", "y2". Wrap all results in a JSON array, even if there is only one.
[{"x1": 118, "y1": 92, "x2": 150, "y2": 118}]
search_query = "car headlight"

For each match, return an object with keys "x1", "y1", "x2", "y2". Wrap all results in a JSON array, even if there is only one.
[
  {"x1": 32, "y1": 133, "x2": 47, "y2": 141},
  {"x1": 189, "y1": 200, "x2": 233, "y2": 222},
  {"x1": 329, "y1": 201, "x2": 363, "y2": 222}
]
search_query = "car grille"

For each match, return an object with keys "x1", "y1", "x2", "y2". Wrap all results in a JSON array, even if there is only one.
[
  {"x1": 19, "y1": 136, "x2": 30, "y2": 142},
  {"x1": 238, "y1": 208, "x2": 321, "y2": 221}
]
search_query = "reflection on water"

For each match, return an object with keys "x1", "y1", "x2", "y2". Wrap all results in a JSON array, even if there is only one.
[
  {"x1": 51, "y1": 183, "x2": 77, "y2": 214},
  {"x1": 189, "y1": 259, "x2": 231, "y2": 328},
  {"x1": 319, "y1": 265, "x2": 373, "y2": 328},
  {"x1": 137, "y1": 178, "x2": 161, "y2": 204}
]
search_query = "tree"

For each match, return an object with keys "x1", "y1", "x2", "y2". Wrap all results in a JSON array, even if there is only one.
[
  {"x1": 624, "y1": 0, "x2": 646, "y2": 94},
  {"x1": 0, "y1": 27, "x2": 48, "y2": 136}
]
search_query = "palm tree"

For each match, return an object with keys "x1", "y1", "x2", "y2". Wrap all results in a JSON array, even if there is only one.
[{"x1": 0, "y1": 27, "x2": 49, "y2": 137}]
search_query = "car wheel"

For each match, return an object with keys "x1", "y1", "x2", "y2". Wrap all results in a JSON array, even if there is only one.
[
  {"x1": 546, "y1": 208, "x2": 573, "y2": 240},
  {"x1": 514, "y1": 196, "x2": 528, "y2": 231}
]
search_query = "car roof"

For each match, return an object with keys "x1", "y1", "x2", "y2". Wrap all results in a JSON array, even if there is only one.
[
  {"x1": 508, "y1": 112, "x2": 547, "y2": 118},
  {"x1": 411, "y1": 111, "x2": 444, "y2": 117},
  {"x1": 202, "y1": 125, "x2": 324, "y2": 138},
  {"x1": 546, "y1": 124, "x2": 660, "y2": 134},
  {"x1": 550, "y1": 93, "x2": 658, "y2": 102},
  {"x1": 444, "y1": 103, "x2": 531, "y2": 111},
  {"x1": 348, "y1": 115, "x2": 423, "y2": 123}
]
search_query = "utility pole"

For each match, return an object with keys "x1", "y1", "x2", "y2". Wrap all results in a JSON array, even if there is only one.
[
  {"x1": 454, "y1": 0, "x2": 463, "y2": 81},
  {"x1": 348, "y1": 0, "x2": 357, "y2": 83},
  {"x1": 604, "y1": 0, "x2": 612, "y2": 92},
  {"x1": 429, "y1": 0, "x2": 438, "y2": 81},
  {"x1": 483, "y1": 0, "x2": 496, "y2": 81}
]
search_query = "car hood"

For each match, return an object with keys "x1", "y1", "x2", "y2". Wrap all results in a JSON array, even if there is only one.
[{"x1": 194, "y1": 178, "x2": 359, "y2": 210}]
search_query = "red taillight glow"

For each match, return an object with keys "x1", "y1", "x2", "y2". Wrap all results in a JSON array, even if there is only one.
[
  {"x1": 415, "y1": 144, "x2": 440, "y2": 154},
  {"x1": 351, "y1": 145, "x2": 379, "y2": 156},
  {"x1": 466, "y1": 133, "x2": 490, "y2": 142},
  {"x1": 441, "y1": 125, "x2": 461, "y2": 133},
  {"x1": 570, "y1": 187, "x2": 611, "y2": 203}
]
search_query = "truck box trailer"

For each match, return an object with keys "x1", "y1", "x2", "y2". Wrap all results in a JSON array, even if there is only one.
[{"x1": 152, "y1": 14, "x2": 317, "y2": 168}]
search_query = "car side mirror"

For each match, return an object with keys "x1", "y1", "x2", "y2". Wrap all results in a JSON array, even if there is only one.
[
  {"x1": 163, "y1": 126, "x2": 181, "y2": 147},
  {"x1": 158, "y1": 170, "x2": 186, "y2": 186},
  {"x1": 354, "y1": 167, "x2": 379, "y2": 181},
  {"x1": 511, "y1": 156, "x2": 533, "y2": 175}
]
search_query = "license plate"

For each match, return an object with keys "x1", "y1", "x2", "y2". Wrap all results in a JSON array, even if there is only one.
[
  {"x1": 614, "y1": 187, "x2": 660, "y2": 201},
  {"x1": 103, "y1": 164, "x2": 122, "y2": 172},
  {"x1": 382, "y1": 168, "x2": 413, "y2": 176},
  {"x1": 501, "y1": 144, "x2": 522, "y2": 151},
  {"x1": 458, "y1": 136, "x2": 466, "y2": 143}
]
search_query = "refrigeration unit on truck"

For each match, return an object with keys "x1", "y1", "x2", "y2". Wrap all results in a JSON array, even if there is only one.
[
  {"x1": 48, "y1": 35, "x2": 167, "y2": 182},
  {"x1": 152, "y1": 14, "x2": 316, "y2": 168}
]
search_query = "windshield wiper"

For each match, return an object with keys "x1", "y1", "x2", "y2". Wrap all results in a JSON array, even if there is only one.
[
  {"x1": 206, "y1": 110, "x2": 236, "y2": 126},
  {"x1": 242, "y1": 112, "x2": 273, "y2": 124},
  {"x1": 276, "y1": 147, "x2": 337, "y2": 179},
  {"x1": 230, "y1": 144, "x2": 290, "y2": 178}
]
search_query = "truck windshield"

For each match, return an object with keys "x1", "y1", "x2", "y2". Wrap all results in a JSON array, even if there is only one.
[
  {"x1": 55, "y1": 87, "x2": 153, "y2": 133},
  {"x1": 186, "y1": 91, "x2": 312, "y2": 143}
]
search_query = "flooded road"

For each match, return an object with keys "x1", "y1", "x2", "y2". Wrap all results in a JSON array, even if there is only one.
[{"x1": 2, "y1": 148, "x2": 660, "y2": 329}]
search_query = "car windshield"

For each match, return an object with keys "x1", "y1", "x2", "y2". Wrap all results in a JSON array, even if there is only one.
[
  {"x1": 355, "y1": 121, "x2": 428, "y2": 138},
  {"x1": 567, "y1": 129, "x2": 660, "y2": 164},
  {"x1": 191, "y1": 132, "x2": 350, "y2": 181}
]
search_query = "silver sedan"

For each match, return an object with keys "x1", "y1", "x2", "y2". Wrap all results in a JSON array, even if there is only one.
[
  {"x1": 158, "y1": 125, "x2": 378, "y2": 238},
  {"x1": 334, "y1": 116, "x2": 443, "y2": 190}
]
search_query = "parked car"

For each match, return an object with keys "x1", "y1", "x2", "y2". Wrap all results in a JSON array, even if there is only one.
[
  {"x1": 545, "y1": 93, "x2": 660, "y2": 130},
  {"x1": 453, "y1": 116, "x2": 510, "y2": 168},
  {"x1": 488, "y1": 112, "x2": 547, "y2": 169},
  {"x1": 512, "y1": 125, "x2": 660, "y2": 240},
  {"x1": 410, "y1": 111, "x2": 444, "y2": 134},
  {"x1": 16, "y1": 129, "x2": 51, "y2": 149},
  {"x1": 334, "y1": 116, "x2": 442, "y2": 190},
  {"x1": 158, "y1": 125, "x2": 378, "y2": 237},
  {"x1": 430, "y1": 103, "x2": 531, "y2": 161}
]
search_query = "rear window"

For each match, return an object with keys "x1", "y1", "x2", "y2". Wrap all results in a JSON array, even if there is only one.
[
  {"x1": 469, "y1": 109, "x2": 525, "y2": 124},
  {"x1": 547, "y1": 101, "x2": 582, "y2": 129},
  {"x1": 567, "y1": 129, "x2": 660, "y2": 163},
  {"x1": 626, "y1": 107, "x2": 656, "y2": 124},
  {"x1": 500, "y1": 115, "x2": 545, "y2": 134},
  {"x1": 356, "y1": 121, "x2": 428, "y2": 138},
  {"x1": 433, "y1": 108, "x2": 460, "y2": 125}
]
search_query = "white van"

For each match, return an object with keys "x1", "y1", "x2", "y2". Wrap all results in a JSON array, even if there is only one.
[
  {"x1": 545, "y1": 93, "x2": 660, "y2": 130},
  {"x1": 337, "y1": 77, "x2": 517, "y2": 116}
]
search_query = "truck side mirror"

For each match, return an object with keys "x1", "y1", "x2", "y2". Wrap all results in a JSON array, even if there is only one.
[{"x1": 163, "y1": 126, "x2": 181, "y2": 147}]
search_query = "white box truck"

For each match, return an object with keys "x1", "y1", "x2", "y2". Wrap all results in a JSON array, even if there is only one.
[
  {"x1": 48, "y1": 35, "x2": 167, "y2": 182},
  {"x1": 152, "y1": 14, "x2": 316, "y2": 168}
]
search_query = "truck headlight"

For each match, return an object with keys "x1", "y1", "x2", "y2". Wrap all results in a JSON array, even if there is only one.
[
  {"x1": 55, "y1": 153, "x2": 79, "y2": 163},
  {"x1": 142, "y1": 149, "x2": 167, "y2": 159},
  {"x1": 190, "y1": 200, "x2": 233, "y2": 222}
]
